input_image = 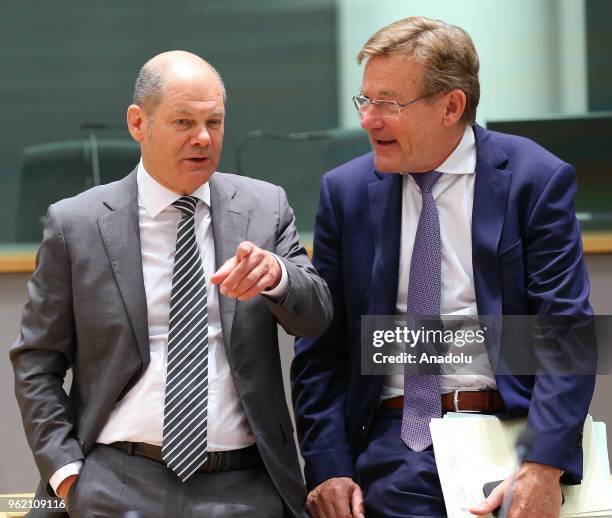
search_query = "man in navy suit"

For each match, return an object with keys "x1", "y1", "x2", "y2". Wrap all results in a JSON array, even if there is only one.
[{"x1": 291, "y1": 16, "x2": 595, "y2": 518}]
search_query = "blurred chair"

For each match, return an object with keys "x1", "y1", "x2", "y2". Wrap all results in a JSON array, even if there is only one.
[
  {"x1": 0, "y1": 168, "x2": 21, "y2": 242},
  {"x1": 235, "y1": 127, "x2": 371, "y2": 239},
  {"x1": 14, "y1": 138, "x2": 139, "y2": 243}
]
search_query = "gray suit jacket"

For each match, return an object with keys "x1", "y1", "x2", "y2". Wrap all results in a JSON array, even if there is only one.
[{"x1": 10, "y1": 169, "x2": 332, "y2": 517}]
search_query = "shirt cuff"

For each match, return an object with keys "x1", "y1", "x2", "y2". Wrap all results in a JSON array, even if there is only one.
[
  {"x1": 49, "y1": 461, "x2": 83, "y2": 495},
  {"x1": 262, "y1": 253, "x2": 289, "y2": 300}
]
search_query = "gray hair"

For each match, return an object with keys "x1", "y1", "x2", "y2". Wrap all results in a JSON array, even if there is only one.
[
  {"x1": 357, "y1": 16, "x2": 480, "y2": 124},
  {"x1": 133, "y1": 59, "x2": 227, "y2": 114},
  {"x1": 133, "y1": 65, "x2": 165, "y2": 114}
]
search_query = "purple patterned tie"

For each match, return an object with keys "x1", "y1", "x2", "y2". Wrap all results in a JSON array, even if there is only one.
[{"x1": 401, "y1": 171, "x2": 443, "y2": 451}]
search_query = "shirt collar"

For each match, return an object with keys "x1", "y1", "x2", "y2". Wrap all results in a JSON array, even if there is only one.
[
  {"x1": 435, "y1": 124, "x2": 476, "y2": 176},
  {"x1": 136, "y1": 159, "x2": 211, "y2": 219}
]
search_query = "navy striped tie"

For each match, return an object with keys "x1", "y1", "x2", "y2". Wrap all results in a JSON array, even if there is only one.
[{"x1": 162, "y1": 195, "x2": 209, "y2": 481}]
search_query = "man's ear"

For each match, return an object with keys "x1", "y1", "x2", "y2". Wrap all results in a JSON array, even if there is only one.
[
  {"x1": 127, "y1": 104, "x2": 146, "y2": 142},
  {"x1": 442, "y1": 89, "x2": 466, "y2": 127}
]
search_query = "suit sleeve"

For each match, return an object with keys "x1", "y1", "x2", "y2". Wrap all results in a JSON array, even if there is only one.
[
  {"x1": 10, "y1": 204, "x2": 84, "y2": 489},
  {"x1": 291, "y1": 175, "x2": 355, "y2": 489},
  {"x1": 263, "y1": 185, "x2": 333, "y2": 338},
  {"x1": 522, "y1": 163, "x2": 596, "y2": 482}
]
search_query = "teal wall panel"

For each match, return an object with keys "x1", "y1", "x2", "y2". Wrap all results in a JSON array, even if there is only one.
[{"x1": 0, "y1": 0, "x2": 338, "y2": 241}]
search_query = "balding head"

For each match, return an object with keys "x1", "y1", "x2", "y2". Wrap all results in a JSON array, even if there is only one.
[{"x1": 133, "y1": 51, "x2": 226, "y2": 114}]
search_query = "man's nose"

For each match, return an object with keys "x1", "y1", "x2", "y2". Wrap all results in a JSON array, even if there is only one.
[
  {"x1": 360, "y1": 106, "x2": 384, "y2": 131},
  {"x1": 192, "y1": 126, "x2": 211, "y2": 147}
]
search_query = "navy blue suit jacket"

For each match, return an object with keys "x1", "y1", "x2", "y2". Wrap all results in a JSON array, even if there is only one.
[{"x1": 292, "y1": 124, "x2": 595, "y2": 490}]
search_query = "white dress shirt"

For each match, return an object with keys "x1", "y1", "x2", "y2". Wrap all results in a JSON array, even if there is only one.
[
  {"x1": 381, "y1": 125, "x2": 497, "y2": 400},
  {"x1": 50, "y1": 162, "x2": 288, "y2": 492}
]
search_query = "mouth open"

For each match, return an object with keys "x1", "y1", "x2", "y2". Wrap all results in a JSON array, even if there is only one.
[{"x1": 375, "y1": 139, "x2": 396, "y2": 146}]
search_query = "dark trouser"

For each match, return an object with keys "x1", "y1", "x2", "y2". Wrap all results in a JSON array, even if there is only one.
[
  {"x1": 66, "y1": 444, "x2": 284, "y2": 518},
  {"x1": 355, "y1": 408, "x2": 447, "y2": 518}
]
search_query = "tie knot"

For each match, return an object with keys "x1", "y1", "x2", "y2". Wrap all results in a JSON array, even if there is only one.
[
  {"x1": 410, "y1": 171, "x2": 442, "y2": 193},
  {"x1": 172, "y1": 196, "x2": 198, "y2": 217}
]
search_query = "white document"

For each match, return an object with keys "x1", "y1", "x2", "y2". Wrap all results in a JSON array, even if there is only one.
[
  {"x1": 592, "y1": 421, "x2": 610, "y2": 480},
  {"x1": 430, "y1": 415, "x2": 612, "y2": 518}
]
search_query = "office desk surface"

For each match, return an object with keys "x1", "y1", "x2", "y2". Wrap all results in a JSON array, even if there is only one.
[
  {"x1": 0, "y1": 245, "x2": 37, "y2": 274},
  {"x1": 0, "y1": 233, "x2": 611, "y2": 274}
]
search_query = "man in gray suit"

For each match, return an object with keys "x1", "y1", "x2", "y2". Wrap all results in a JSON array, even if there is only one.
[{"x1": 11, "y1": 50, "x2": 332, "y2": 517}]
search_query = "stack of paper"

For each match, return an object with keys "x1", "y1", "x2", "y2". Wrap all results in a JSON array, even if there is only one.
[{"x1": 430, "y1": 414, "x2": 612, "y2": 517}]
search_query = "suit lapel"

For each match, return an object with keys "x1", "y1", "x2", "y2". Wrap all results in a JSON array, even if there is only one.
[
  {"x1": 367, "y1": 170, "x2": 403, "y2": 315},
  {"x1": 471, "y1": 124, "x2": 512, "y2": 317},
  {"x1": 209, "y1": 174, "x2": 248, "y2": 357},
  {"x1": 98, "y1": 170, "x2": 150, "y2": 369},
  {"x1": 364, "y1": 167, "x2": 402, "y2": 425}
]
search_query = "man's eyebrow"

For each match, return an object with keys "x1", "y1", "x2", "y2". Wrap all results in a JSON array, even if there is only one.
[
  {"x1": 173, "y1": 107, "x2": 192, "y2": 115},
  {"x1": 359, "y1": 88, "x2": 400, "y2": 99},
  {"x1": 172, "y1": 107, "x2": 225, "y2": 117},
  {"x1": 377, "y1": 89, "x2": 400, "y2": 98}
]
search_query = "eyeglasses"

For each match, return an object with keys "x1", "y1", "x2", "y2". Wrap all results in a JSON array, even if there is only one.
[{"x1": 352, "y1": 92, "x2": 435, "y2": 117}]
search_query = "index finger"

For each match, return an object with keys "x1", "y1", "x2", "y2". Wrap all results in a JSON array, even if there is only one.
[
  {"x1": 210, "y1": 256, "x2": 238, "y2": 285},
  {"x1": 236, "y1": 241, "x2": 254, "y2": 260},
  {"x1": 350, "y1": 484, "x2": 365, "y2": 518}
]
